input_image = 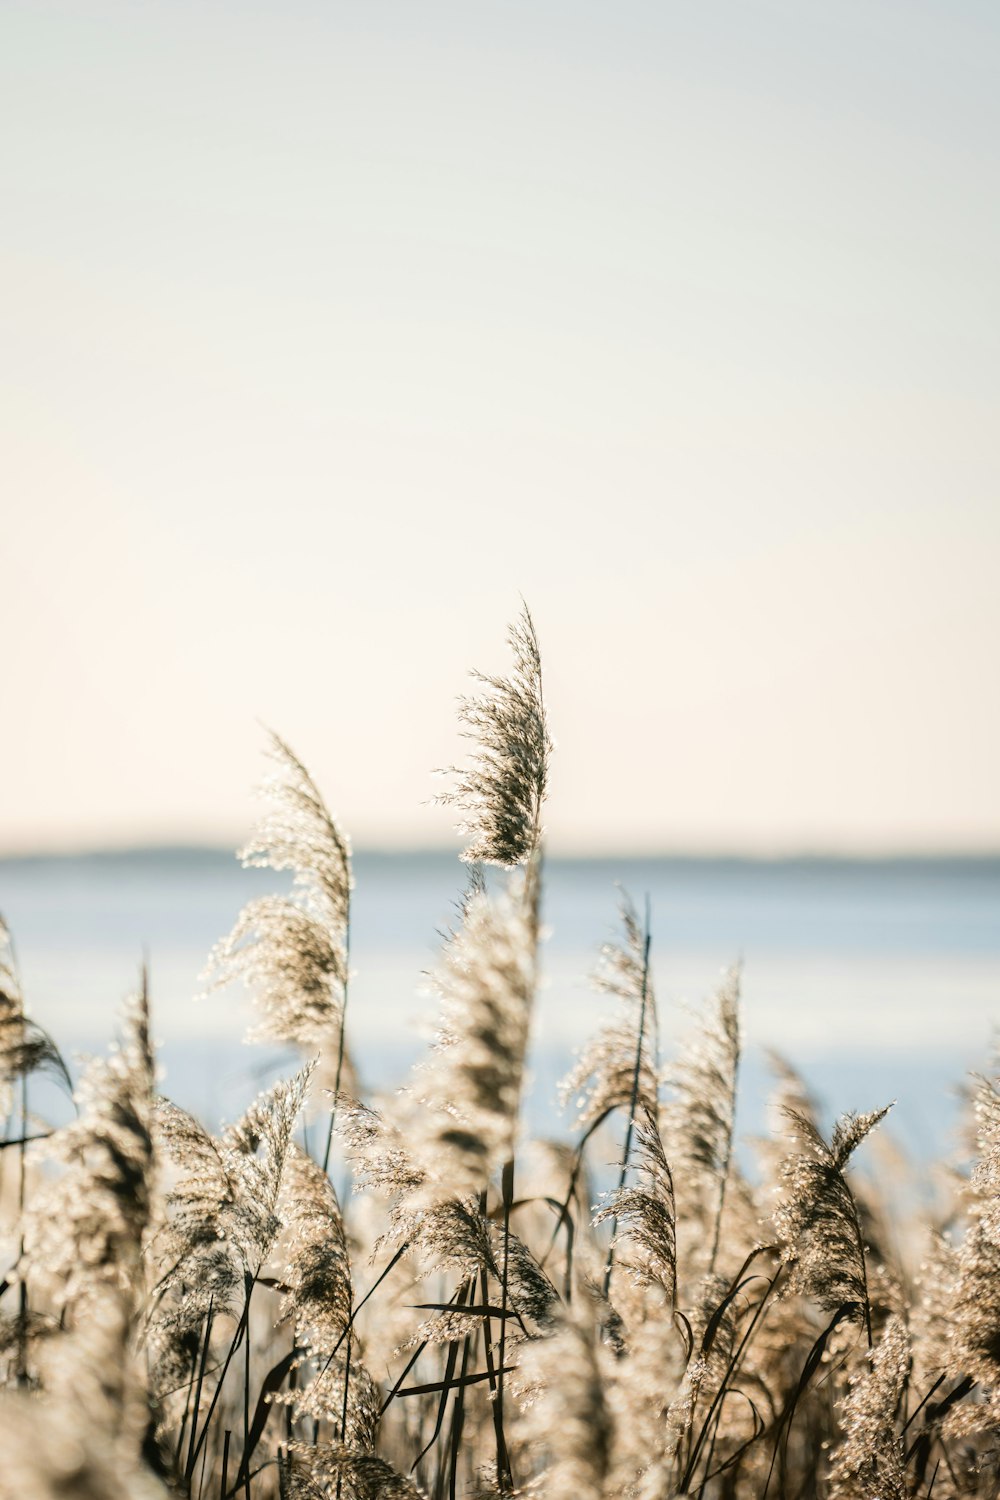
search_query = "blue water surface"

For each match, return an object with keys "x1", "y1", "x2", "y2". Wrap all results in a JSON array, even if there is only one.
[{"x1": 0, "y1": 848, "x2": 996, "y2": 1162}]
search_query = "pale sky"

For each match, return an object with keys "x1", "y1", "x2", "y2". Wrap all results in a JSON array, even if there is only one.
[{"x1": 3, "y1": 1, "x2": 998, "y2": 855}]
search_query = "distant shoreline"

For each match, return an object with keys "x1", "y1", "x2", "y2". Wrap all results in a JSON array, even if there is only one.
[{"x1": 2, "y1": 844, "x2": 999, "y2": 876}]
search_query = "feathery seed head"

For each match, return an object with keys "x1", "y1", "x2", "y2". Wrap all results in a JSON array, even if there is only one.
[
  {"x1": 774, "y1": 1104, "x2": 891, "y2": 1326},
  {"x1": 285, "y1": 1444, "x2": 425, "y2": 1500},
  {"x1": 949, "y1": 1072, "x2": 1000, "y2": 1398},
  {"x1": 595, "y1": 1104, "x2": 677, "y2": 1300},
  {"x1": 412, "y1": 876, "x2": 538, "y2": 1204},
  {"x1": 663, "y1": 968, "x2": 741, "y2": 1198},
  {"x1": 517, "y1": 1313, "x2": 612, "y2": 1500},
  {"x1": 149, "y1": 1062, "x2": 312, "y2": 1382},
  {"x1": 561, "y1": 894, "x2": 658, "y2": 1130},
  {"x1": 828, "y1": 1313, "x2": 909, "y2": 1500},
  {"x1": 662, "y1": 968, "x2": 741, "y2": 1280},
  {"x1": 437, "y1": 603, "x2": 551, "y2": 867},
  {"x1": 205, "y1": 732, "x2": 352, "y2": 1053},
  {"x1": 24, "y1": 981, "x2": 156, "y2": 1319},
  {"x1": 278, "y1": 1141, "x2": 353, "y2": 1354},
  {"x1": 0, "y1": 916, "x2": 71, "y2": 1117},
  {"x1": 243, "y1": 731, "x2": 353, "y2": 927}
]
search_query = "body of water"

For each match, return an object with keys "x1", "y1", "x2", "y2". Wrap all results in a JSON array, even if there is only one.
[{"x1": 0, "y1": 848, "x2": 997, "y2": 1161}]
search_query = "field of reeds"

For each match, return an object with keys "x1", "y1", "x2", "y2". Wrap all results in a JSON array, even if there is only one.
[{"x1": 0, "y1": 606, "x2": 997, "y2": 1500}]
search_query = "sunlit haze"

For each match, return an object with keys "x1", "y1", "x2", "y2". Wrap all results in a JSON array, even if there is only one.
[{"x1": 4, "y1": 2, "x2": 998, "y2": 855}]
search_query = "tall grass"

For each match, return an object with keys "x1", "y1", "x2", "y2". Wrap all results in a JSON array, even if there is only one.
[{"x1": 0, "y1": 604, "x2": 996, "y2": 1499}]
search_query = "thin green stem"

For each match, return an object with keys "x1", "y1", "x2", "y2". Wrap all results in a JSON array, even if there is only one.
[
  {"x1": 496, "y1": 1159, "x2": 515, "y2": 1493},
  {"x1": 603, "y1": 907, "x2": 652, "y2": 1299},
  {"x1": 478, "y1": 1264, "x2": 512, "y2": 1492},
  {"x1": 322, "y1": 923, "x2": 351, "y2": 1175},
  {"x1": 188, "y1": 1280, "x2": 254, "y2": 1480},
  {"x1": 186, "y1": 1297, "x2": 216, "y2": 1481},
  {"x1": 17, "y1": 1066, "x2": 28, "y2": 1387},
  {"x1": 243, "y1": 1279, "x2": 252, "y2": 1500}
]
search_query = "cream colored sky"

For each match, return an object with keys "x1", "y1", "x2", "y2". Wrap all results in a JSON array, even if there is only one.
[{"x1": 2, "y1": 2, "x2": 998, "y2": 854}]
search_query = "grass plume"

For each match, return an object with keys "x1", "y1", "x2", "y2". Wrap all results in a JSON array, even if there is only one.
[
  {"x1": 0, "y1": 603, "x2": 990, "y2": 1500},
  {"x1": 437, "y1": 602, "x2": 550, "y2": 868}
]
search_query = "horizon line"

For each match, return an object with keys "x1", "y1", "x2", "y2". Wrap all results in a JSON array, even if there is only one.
[{"x1": 2, "y1": 840, "x2": 999, "y2": 867}]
